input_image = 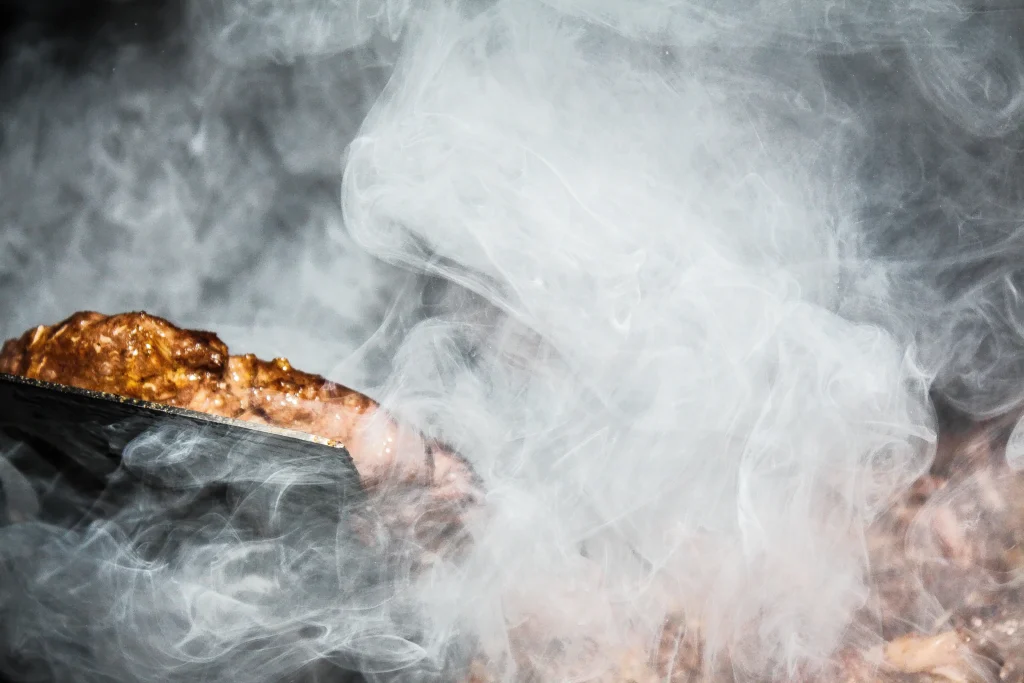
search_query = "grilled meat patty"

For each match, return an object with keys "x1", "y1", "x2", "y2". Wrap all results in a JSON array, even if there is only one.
[{"x1": 0, "y1": 310, "x2": 479, "y2": 504}]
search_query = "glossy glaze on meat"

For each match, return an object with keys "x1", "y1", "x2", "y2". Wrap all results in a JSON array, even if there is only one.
[{"x1": 0, "y1": 311, "x2": 480, "y2": 504}]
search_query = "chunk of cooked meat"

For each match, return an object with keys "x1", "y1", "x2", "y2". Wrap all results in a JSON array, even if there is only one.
[
  {"x1": 14, "y1": 313, "x2": 1024, "y2": 683},
  {"x1": 0, "y1": 311, "x2": 480, "y2": 504}
]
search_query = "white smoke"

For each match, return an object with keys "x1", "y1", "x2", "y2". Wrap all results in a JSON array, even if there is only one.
[
  {"x1": 342, "y1": 1, "x2": 934, "y2": 677},
  {"x1": 2, "y1": 0, "x2": 1024, "y2": 681}
]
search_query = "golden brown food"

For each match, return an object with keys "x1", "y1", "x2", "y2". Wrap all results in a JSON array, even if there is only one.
[
  {"x1": 11, "y1": 312, "x2": 1024, "y2": 683},
  {"x1": 0, "y1": 311, "x2": 480, "y2": 504}
]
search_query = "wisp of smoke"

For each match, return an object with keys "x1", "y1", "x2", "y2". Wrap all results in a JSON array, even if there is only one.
[
  {"x1": 344, "y1": 1, "x2": 935, "y2": 677},
  {"x1": 2, "y1": 0, "x2": 1024, "y2": 681}
]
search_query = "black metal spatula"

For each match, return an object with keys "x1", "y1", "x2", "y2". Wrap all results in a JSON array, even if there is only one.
[
  {"x1": 0, "y1": 380, "x2": 374, "y2": 683},
  {"x1": 0, "y1": 372, "x2": 363, "y2": 509}
]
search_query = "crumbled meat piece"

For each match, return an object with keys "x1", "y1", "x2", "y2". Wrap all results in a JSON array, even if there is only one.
[
  {"x1": 0, "y1": 311, "x2": 481, "y2": 507},
  {"x1": 638, "y1": 419, "x2": 1024, "y2": 683},
  {"x1": 463, "y1": 415, "x2": 1024, "y2": 683},
  {"x1": 884, "y1": 632, "x2": 970, "y2": 680}
]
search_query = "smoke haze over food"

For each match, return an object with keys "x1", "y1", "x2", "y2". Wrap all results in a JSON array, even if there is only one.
[{"x1": 2, "y1": 0, "x2": 1024, "y2": 681}]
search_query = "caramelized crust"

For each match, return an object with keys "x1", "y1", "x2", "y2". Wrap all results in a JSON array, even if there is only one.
[
  {"x1": 0, "y1": 311, "x2": 228, "y2": 406},
  {"x1": 0, "y1": 311, "x2": 479, "y2": 504}
]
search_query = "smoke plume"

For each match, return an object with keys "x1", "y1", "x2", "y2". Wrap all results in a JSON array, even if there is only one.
[{"x1": 2, "y1": 0, "x2": 1024, "y2": 681}]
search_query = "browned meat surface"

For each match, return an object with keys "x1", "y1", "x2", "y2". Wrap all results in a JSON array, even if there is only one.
[
  {"x1": 466, "y1": 418, "x2": 1024, "y2": 683},
  {"x1": 0, "y1": 311, "x2": 480, "y2": 507},
  {"x1": 10, "y1": 312, "x2": 1024, "y2": 683},
  {"x1": 639, "y1": 419, "x2": 1024, "y2": 683}
]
